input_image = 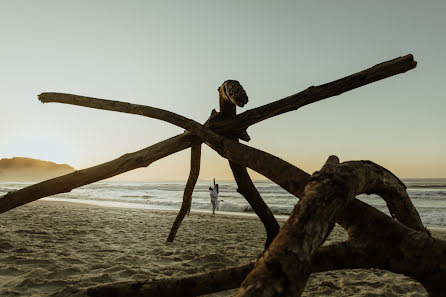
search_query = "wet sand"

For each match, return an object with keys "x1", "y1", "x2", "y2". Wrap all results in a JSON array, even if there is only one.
[{"x1": 0, "y1": 200, "x2": 444, "y2": 296}]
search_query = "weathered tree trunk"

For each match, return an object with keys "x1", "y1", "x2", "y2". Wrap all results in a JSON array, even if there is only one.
[{"x1": 167, "y1": 144, "x2": 201, "y2": 242}]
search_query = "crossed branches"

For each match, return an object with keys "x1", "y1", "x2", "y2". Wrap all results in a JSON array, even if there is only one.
[{"x1": 2, "y1": 54, "x2": 442, "y2": 296}]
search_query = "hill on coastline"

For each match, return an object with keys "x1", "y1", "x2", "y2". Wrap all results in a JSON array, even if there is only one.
[{"x1": 0, "y1": 157, "x2": 75, "y2": 182}]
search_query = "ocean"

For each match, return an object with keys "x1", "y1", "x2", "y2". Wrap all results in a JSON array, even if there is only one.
[{"x1": 1, "y1": 179, "x2": 446, "y2": 228}]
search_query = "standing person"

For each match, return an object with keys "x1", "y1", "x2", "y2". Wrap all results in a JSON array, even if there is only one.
[{"x1": 209, "y1": 178, "x2": 219, "y2": 214}]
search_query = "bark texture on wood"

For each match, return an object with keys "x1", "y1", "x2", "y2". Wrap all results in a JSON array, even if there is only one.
[
  {"x1": 86, "y1": 263, "x2": 254, "y2": 297},
  {"x1": 234, "y1": 156, "x2": 425, "y2": 297},
  {"x1": 167, "y1": 144, "x2": 201, "y2": 242}
]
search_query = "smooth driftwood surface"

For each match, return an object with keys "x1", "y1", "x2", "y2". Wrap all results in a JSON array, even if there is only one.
[
  {"x1": 167, "y1": 144, "x2": 201, "y2": 242},
  {"x1": 86, "y1": 157, "x2": 437, "y2": 297},
  {"x1": 0, "y1": 55, "x2": 416, "y2": 214}
]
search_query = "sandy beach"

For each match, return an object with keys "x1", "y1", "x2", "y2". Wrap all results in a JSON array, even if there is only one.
[{"x1": 0, "y1": 200, "x2": 444, "y2": 297}]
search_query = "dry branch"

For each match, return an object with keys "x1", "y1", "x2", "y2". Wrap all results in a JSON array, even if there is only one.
[{"x1": 167, "y1": 144, "x2": 201, "y2": 242}]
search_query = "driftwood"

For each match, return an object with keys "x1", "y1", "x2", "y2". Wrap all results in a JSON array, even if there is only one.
[
  {"x1": 219, "y1": 80, "x2": 280, "y2": 248},
  {"x1": 1, "y1": 54, "x2": 437, "y2": 296},
  {"x1": 0, "y1": 54, "x2": 415, "y2": 214},
  {"x1": 87, "y1": 263, "x2": 254, "y2": 297},
  {"x1": 85, "y1": 157, "x2": 444, "y2": 297}
]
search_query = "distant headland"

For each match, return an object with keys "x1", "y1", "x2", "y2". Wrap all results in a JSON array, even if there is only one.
[{"x1": 0, "y1": 157, "x2": 75, "y2": 182}]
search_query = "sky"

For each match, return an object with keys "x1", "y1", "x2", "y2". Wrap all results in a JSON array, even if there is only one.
[{"x1": 1, "y1": 0, "x2": 445, "y2": 181}]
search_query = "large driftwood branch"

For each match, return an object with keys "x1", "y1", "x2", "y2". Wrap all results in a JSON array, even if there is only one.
[
  {"x1": 0, "y1": 55, "x2": 418, "y2": 215},
  {"x1": 234, "y1": 156, "x2": 425, "y2": 297},
  {"x1": 0, "y1": 133, "x2": 199, "y2": 214},
  {"x1": 86, "y1": 158, "x2": 440, "y2": 297},
  {"x1": 167, "y1": 144, "x2": 201, "y2": 242}
]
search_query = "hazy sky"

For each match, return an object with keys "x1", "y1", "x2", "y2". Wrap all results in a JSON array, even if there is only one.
[{"x1": 1, "y1": 1, "x2": 445, "y2": 180}]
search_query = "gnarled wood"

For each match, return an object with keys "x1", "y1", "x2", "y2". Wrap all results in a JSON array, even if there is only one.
[
  {"x1": 234, "y1": 156, "x2": 425, "y2": 297},
  {"x1": 167, "y1": 144, "x2": 201, "y2": 242}
]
